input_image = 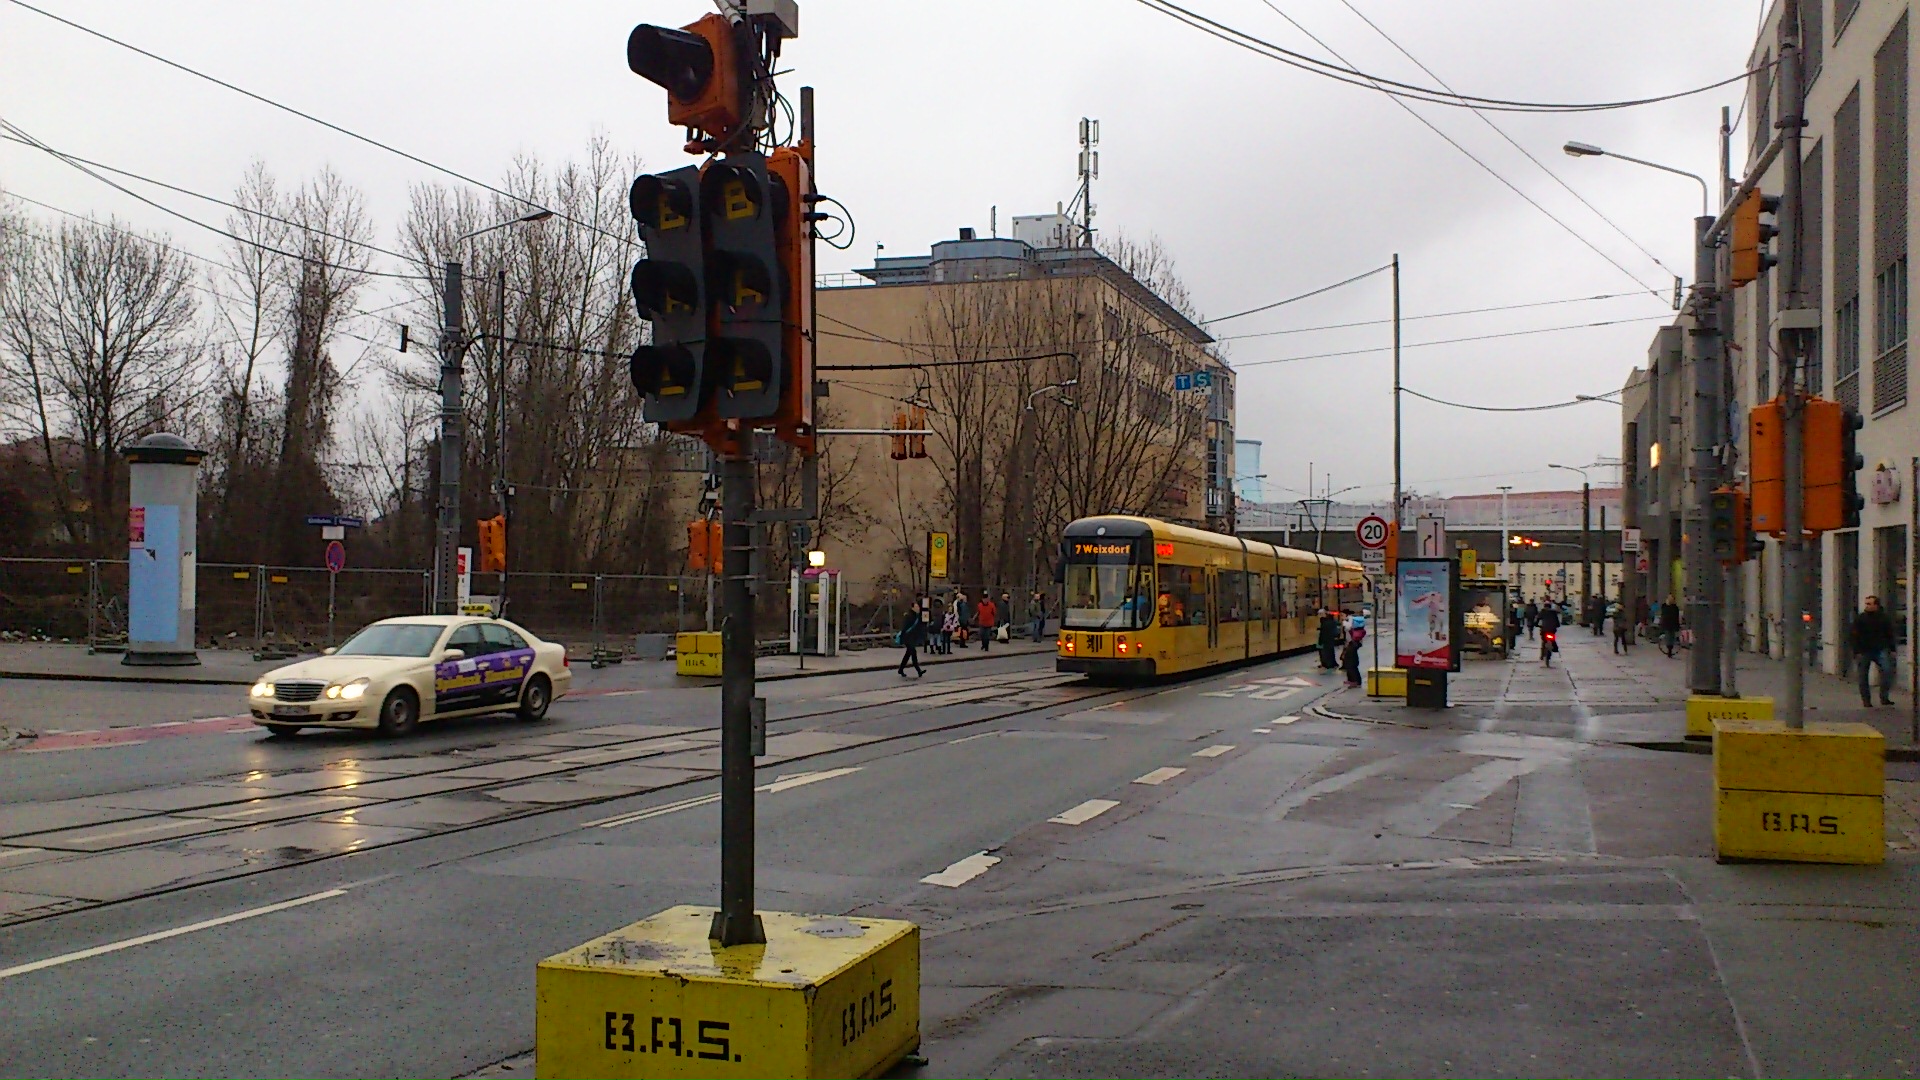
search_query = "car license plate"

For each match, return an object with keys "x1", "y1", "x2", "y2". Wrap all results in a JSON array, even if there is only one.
[{"x1": 270, "y1": 705, "x2": 309, "y2": 717}]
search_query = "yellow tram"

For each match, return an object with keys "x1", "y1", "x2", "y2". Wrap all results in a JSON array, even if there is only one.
[{"x1": 1055, "y1": 515, "x2": 1367, "y2": 679}]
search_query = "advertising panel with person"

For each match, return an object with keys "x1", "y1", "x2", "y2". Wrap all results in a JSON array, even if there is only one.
[{"x1": 1395, "y1": 558, "x2": 1453, "y2": 670}]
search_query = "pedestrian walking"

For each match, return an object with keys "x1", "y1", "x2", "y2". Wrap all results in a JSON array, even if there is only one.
[
  {"x1": 1850, "y1": 595, "x2": 1897, "y2": 706},
  {"x1": 952, "y1": 592, "x2": 971, "y2": 649},
  {"x1": 1341, "y1": 629, "x2": 1363, "y2": 687},
  {"x1": 896, "y1": 600, "x2": 927, "y2": 677},
  {"x1": 975, "y1": 593, "x2": 998, "y2": 652},
  {"x1": 1524, "y1": 599, "x2": 1539, "y2": 640},
  {"x1": 1659, "y1": 596, "x2": 1682, "y2": 657},
  {"x1": 1589, "y1": 594, "x2": 1607, "y2": 636},
  {"x1": 938, "y1": 601, "x2": 958, "y2": 655},
  {"x1": 1634, "y1": 595, "x2": 1651, "y2": 640},
  {"x1": 999, "y1": 591, "x2": 1014, "y2": 644},
  {"x1": 1507, "y1": 603, "x2": 1524, "y2": 655},
  {"x1": 1029, "y1": 590, "x2": 1048, "y2": 642},
  {"x1": 1316, "y1": 609, "x2": 1342, "y2": 670},
  {"x1": 1610, "y1": 600, "x2": 1630, "y2": 654}
]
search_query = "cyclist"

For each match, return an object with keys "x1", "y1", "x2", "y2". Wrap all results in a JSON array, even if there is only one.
[{"x1": 1538, "y1": 601, "x2": 1562, "y2": 666}]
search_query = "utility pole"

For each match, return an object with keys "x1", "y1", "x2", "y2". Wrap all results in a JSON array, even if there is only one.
[
  {"x1": 435, "y1": 260, "x2": 464, "y2": 615},
  {"x1": 1580, "y1": 481, "x2": 1592, "y2": 619},
  {"x1": 1720, "y1": 105, "x2": 1742, "y2": 699},
  {"x1": 496, "y1": 267, "x2": 510, "y2": 615},
  {"x1": 1391, "y1": 253, "x2": 1402, "y2": 560},
  {"x1": 1687, "y1": 210, "x2": 1724, "y2": 693},
  {"x1": 1778, "y1": 0, "x2": 1809, "y2": 727},
  {"x1": 1498, "y1": 485, "x2": 1512, "y2": 583}
]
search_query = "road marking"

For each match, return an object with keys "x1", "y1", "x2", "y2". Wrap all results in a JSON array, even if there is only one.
[
  {"x1": 1252, "y1": 727, "x2": 1272, "y2": 733},
  {"x1": 1133, "y1": 766, "x2": 1186, "y2": 785},
  {"x1": 920, "y1": 851, "x2": 999, "y2": 887},
  {"x1": 0, "y1": 888, "x2": 347, "y2": 982},
  {"x1": 1193, "y1": 745, "x2": 1236, "y2": 758},
  {"x1": 1048, "y1": 799, "x2": 1119, "y2": 826},
  {"x1": 1273, "y1": 715, "x2": 1301, "y2": 725},
  {"x1": 946, "y1": 732, "x2": 999, "y2": 745},
  {"x1": 0, "y1": 846, "x2": 45, "y2": 862},
  {"x1": 586, "y1": 768, "x2": 863, "y2": 828},
  {"x1": 50, "y1": 818, "x2": 210, "y2": 844}
]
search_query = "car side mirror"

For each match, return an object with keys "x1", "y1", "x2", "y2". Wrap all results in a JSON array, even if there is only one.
[
  {"x1": 439, "y1": 648, "x2": 465, "y2": 662},
  {"x1": 322, "y1": 647, "x2": 336, "y2": 656}
]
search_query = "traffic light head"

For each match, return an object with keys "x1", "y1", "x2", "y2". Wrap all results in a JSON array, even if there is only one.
[
  {"x1": 478, "y1": 515, "x2": 507, "y2": 573},
  {"x1": 628, "y1": 165, "x2": 710, "y2": 427},
  {"x1": 1707, "y1": 488, "x2": 1749, "y2": 563},
  {"x1": 1730, "y1": 189, "x2": 1781, "y2": 288},
  {"x1": 1841, "y1": 405, "x2": 1866, "y2": 529},
  {"x1": 702, "y1": 155, "x2": 785, "y2": 422},
  {"x1": 627, "y1": 14, "x2": 750, "y2": 150}
]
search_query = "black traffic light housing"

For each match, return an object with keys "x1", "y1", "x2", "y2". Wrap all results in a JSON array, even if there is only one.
[
  {"x1": 702, "y1": 154, "x2": 785, "y2": 422},
  {"x1": 1841, "y1": 405, "x2": 1866, "y2": 528},
  {"x1": 628, "y1": 165, "x2": 710, "y2": 427},
  {"x1": 1707, "y1": 487, "x2": 1749, "y2": 564},
  {"x1": 626, "y1": 14, "x2": 752, "y2": 150}
]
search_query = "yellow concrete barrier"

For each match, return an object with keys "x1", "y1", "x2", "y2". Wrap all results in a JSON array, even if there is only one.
[
  {"x1": 536, "y1": 906, "x2": 920, "y2": 1080},
  {"x1": 1713, "y1": 719, "x2": 1884, "y2": 864},
  {"x1": 676, "y1": 632, "x2": 723, "y2": 677},
  {"x1": 1367, "y1": 667, "x2": 1406, "y2": 698},
  {"x1": 1685, "y1": 694, "x2": 1774, "y2": 738}
]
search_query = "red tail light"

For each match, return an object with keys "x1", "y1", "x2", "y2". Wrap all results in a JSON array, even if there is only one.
[
  {"x1": 1544, "y1": 633, "x2": 1556, "y2": 643},
  {"x1": 563, "y1": 655, "x2": 571, "y2": 667}
]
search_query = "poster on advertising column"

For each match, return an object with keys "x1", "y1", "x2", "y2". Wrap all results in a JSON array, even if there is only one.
[{"x1": 1395, "y1": 558, "x2": 1453, "y2": 671}]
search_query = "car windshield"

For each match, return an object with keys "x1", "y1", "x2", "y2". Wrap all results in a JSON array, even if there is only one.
[{"x1": 333, "y1": 623, "x2": 444, "y2": 658}]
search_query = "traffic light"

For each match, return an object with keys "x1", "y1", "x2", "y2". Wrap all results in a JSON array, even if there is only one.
[
  {"x1": 1804, "y1": 398, "x2": 1866, "y2": 532},
  {"x1": 890, "y1": 410, "x2": 908, "y2": 460},
  {"x1": 1730, "y1": 188, "x2": 1780, "y2": 288},
  {"x1": 629, "y1": 165, "x2": 710, "y2": 427},
  {"x1": 478, "y1": 515, "x2": 506, "y2": 573},
  {"x1": 702, "y1": 154, "x2": 785, "y2": 422},
  {"x1": 1383, "y1": 521, "x2": 1399, "y2": 578},
  {"x1": 908, "y1": 405, "x2": 928, "y2": 459},
  {"x1": 626, "y1": 14, "x2": 752, "y2": 150},
  {"x1": 1749, "y1": 398, "x2": 1784, "y2": 534},
  {"x1": 767, "y1": 146, "x2": 815, "y2": 452},
  {"x1": 1707, "y1": 488, "x2": 1750, "y2": 564},
  {"x1": 686, "y1": 518, "x2": 723, "y2": 573}
]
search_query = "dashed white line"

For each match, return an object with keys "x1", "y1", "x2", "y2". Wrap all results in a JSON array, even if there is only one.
[
  {"x1": 1252, "y1": 727, "x2": 1272, "y2": 733},
  {"x1": 1192, "y1": 745, "x2": 1236, "y2": 758},
  {"x1": 1048, "y1": 799, "x2": 1120, "y2": 826},
  {"x1": 584, "y1": 768, "x2": 863, "y2": 829},
  {"x1": 920, "y1": 851, "x2": 1000, "y2": 887},
  {"x1": 1133, "y1": 766, "x2": 1186, "y2": 786},
  {"x1": 0, "y1": 846, "x2": 45, "y2": 862},
  {"x1": 1273, "y1": 715, "x2": 1301, "y2": 725},
  {"x1": 0, "y1": 888, "x2": 348, "y2": 982}
]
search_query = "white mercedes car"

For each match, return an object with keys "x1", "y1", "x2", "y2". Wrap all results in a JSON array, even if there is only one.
[{"x1": 247, "y1": 615, "x2": 572, "y2": 737}]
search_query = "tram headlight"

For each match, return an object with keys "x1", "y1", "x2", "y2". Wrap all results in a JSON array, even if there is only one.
[{"x1": 1116, "y1": 635, "x2": 1129, "y2": 654}]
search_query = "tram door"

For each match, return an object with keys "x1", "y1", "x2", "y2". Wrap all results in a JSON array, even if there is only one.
[{"x1": 1206, "y1": 570, "x2": 1220, "y2": 650}]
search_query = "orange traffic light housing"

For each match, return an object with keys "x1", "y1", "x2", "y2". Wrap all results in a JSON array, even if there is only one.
[
  {"x1": 1803, "y1": 397, "x2": 1865, "y2": 532},
  {"x1": 1730, "y1": 188, "x2": 1780, "y2": 288},
  {"x1": 890, "y1": 410, "x2": 909, "y2": 460},
  {"x1": 478, "y1": 515, "x2": 507, "y2": 573},
  {"x1": 1383, "y1": 521, "x2": 1399, "y2": 578},
  {"x1": 908, "y1": 405, "x2": 928, "y2": 459},
  {"x1": 626, "y1": 14, "x2": 751, "y2": 151},
  {"x1": 767, "y1": 145, "x2": 815, "y2": 453},
  {"x1": 687, "y1": 519, "x2": 723, "y2": 573}
]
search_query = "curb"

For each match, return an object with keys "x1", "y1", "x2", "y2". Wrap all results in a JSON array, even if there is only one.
[
  {"x1": 740, "y1": 644, "x2": 1057, "y2": 683},
  {"x1": 0, "y1": 668, "x2": 257, "y2": 686}
]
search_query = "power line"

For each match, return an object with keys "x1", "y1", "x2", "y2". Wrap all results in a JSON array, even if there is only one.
[
  {"x1": 817, "y1": 350, "x2": 1077, "y2": 372},
  {"x1": 1135, "y1": 0, "x2": 1767, "y2": 113},
  {"x1": 1214, "y1": 290, "x2": 1648, "y2": 342},
  {"x1": 1205, "y1": 263, "x2": 1391, "y2": 324},
  {"x1": 1234, "y1": 314, "x2": 1671, "y2": 369},
  {"x1": 1329, "y1": 0, "x2": 1680, "y2": 280},
  {"x1": 1244, "y1": 3, "x2": 1663, "y2": 298},
  {"x1": 0, "y1": 0, "x2": 637, "y2": 245},
  {"x1": 1400, "y1": 386, "x2": 1624, "y2": 412}
]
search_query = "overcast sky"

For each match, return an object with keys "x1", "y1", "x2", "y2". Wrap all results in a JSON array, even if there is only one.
[{"x1": 0, "y1": 0, "x2": 1767, "y2": 505}]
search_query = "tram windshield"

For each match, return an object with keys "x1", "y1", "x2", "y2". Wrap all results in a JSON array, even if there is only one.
[{"x1": 1063, "y1": 541, "x2": 1153, "y2": 630}]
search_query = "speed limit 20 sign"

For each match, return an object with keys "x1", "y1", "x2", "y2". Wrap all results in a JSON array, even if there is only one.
[{"x1": 1356, "y1": 515, "x2": 1389, "y2": 550}]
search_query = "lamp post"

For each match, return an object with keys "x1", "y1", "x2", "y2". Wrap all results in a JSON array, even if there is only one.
[
  {"x1": 435, "y1": 209, "x2": 553, "y2": 615},
  {"x1": 1549, "y1": 463, "x2": 1592, "y2": 623},
  {"x1": 1497, "y1": 485, "x2": 1513, "y2": 587},
  {"x1": 1566, "y1": 137, "x2": 1724, "y2": 694}
]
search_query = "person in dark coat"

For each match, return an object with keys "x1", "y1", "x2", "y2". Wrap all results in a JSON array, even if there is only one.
[
  {"x1": 1341, "y1": 629, "x2": 1363, "y2": 687},
  {"x1": 1316, "y1": 609, "x2": 1342, "y2": 669},
  {"x1": 1851, "y1": 595, "x2": 1897, "y2": 706},
  {"x1": 1524, "y1": 599, "x2": 1540, "y2": 639},
  {"x1": 896, "y1": 601, "x2": 928, "y2": 677},
  {"x1": 1658, "y1": 596, "x2": 1682, "y2": 657}
]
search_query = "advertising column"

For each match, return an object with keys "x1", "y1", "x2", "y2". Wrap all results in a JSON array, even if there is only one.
[{"x1": 1395, "y1": 557, "x2": 1454, "y2": 708}]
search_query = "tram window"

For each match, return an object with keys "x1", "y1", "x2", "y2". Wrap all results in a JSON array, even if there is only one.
[
  {"x1": 1278, "y1": 575, "x2": 1297, "y2": 619},
  {"x1": 1249, "y1": 573, "x2": 1267, "y2": 621},
  {"x1": 1217, "y1": 571, "x2": 1250, "y2": 623},
  {"x1": 1300, "y1": 577, "x2": 1322, "y2": 615},
  {"x1": 1063, "y1": 561, "x2": 1153, "y2": 630},
  {"x1": 1158, "y1": 565, "x2": 1208, "y2": 627}
]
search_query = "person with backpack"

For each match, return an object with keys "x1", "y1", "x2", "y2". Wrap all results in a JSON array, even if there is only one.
[
  {"x1": 975, "y1": 593, "x2": 999, "y2": 652},
  {"x1": 896, "y1": 600, "x2": 927, "y2": 677}
]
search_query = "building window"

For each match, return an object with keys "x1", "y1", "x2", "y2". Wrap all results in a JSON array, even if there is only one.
[
  {"x1": 1836, "y1": 296, "x2": 1862, "y2": 409},
  {"x1": 1874, "y1": 257, "x2": 1908, "y2": 411},
  {"x1": 1872, "y1": 13, "x2": 1908, "y2": 411}
]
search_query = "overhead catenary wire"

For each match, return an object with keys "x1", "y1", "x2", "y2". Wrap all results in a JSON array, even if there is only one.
[
  {"x1": 1399, "y1": 386, "x2": 1624, "y2": 412},
  {"x1": 1134, "y1": 0, "x2": 1769, "y2": 113},
  {"x1": 0, "y1": 0, "x2": 643, "y2": 245},
  {"x1": 1232, "y1": 314, "x2": 1672, "y2": 369}
]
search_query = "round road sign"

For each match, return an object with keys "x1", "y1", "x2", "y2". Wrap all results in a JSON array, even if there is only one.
[
  {"x1": 1356, "y1": 515, "x2": 1389, "y2": 549},
  {"x1": 324, "y1": 540, "x2": 346, "y2": 574}
]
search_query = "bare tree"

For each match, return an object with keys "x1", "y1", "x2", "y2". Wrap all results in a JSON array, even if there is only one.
[{"x1": 0, "y1": 215, "x2": 204, "y2": 552}]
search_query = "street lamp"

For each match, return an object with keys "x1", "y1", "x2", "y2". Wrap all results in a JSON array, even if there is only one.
[
  {"x1": 433, "y1": 207, "x2": 555, "y2": 615},
  {"x1": 1497, "y1": 484, "x2": 1513, "y2": 586},
  {"x1": 1025, "y1": 379, "x2": 1078, "y2": 411},
  {"x1": 1549, "y1": 463, "x2": 1594, "y2": 619},
  {"x1": 1562, "y1": 141, "x2": 1709, "y2": 217}
]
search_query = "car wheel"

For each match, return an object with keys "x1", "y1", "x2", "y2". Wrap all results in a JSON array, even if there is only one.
[
  {"x1": 518, "y1": 675, "x2": 552, "y2": 721},
  {"x1": 377, "y1": 687, "x2": 419, "y2": 738},
  {"x1": 263, "y1": 724, "x2": 302, "y2": 738}
]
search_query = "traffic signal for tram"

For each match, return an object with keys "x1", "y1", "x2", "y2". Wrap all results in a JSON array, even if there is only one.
[
  {"x1": 626, "y1": 14, "x2": 752, "y2": 151},
  {"x1": 686, "y1": 518, "x2": 723, "y2": 572},
  {"x1": 1804, "y1": 398, "x2": 1866, "y2": 532},
  {"x1": 477, "y1": 515, "x2": 507, "y2": 573},
  {"x1": 1707, "y1": 488, "x2": 1749, "y2": 564},
  {"x1": 629, "y1": 165, "x2": 709, "y2": 427},
  {"x1": 1383, "y1": 521, "x2": 1399, "y2": 578},
  {"x1": 766, "y1": 146, "x2": 815, "y2": 451},
  {"x1": 908, "y1": 404, "x2": 928, "y2": 459},
  {"x1": 703, "y1": 154, "x2": 784, "y2": 423},
  {"x1": 1730, "y1": 188, "x2": 1780, "y2": 288}
]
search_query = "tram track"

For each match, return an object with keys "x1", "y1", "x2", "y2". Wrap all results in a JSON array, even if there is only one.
[{"x1": 0, "y1": 670, "x2": 1148, "y2": 928}]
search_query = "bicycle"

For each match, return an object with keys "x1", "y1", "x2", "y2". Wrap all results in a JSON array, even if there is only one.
[{"x1": 1542, "y1": 630, "x2": 1557, "y2": 667}]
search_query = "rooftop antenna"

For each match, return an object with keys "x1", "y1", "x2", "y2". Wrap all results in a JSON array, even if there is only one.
[{"x1": 1077, "y1": 117, "x2": 1099, "y2": 247}]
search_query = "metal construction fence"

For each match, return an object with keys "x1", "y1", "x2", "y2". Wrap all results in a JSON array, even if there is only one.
[{"x1": 0, "y1": 557, "x2": 924, "y2": 657}]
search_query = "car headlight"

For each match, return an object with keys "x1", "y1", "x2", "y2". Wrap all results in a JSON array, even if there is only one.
[
  {"x1": 338, "y1": 678, "x2": 371, "y2": 701},
  {"x1": 251, "y1": 681, "x2": 273, "y2": 698}
]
